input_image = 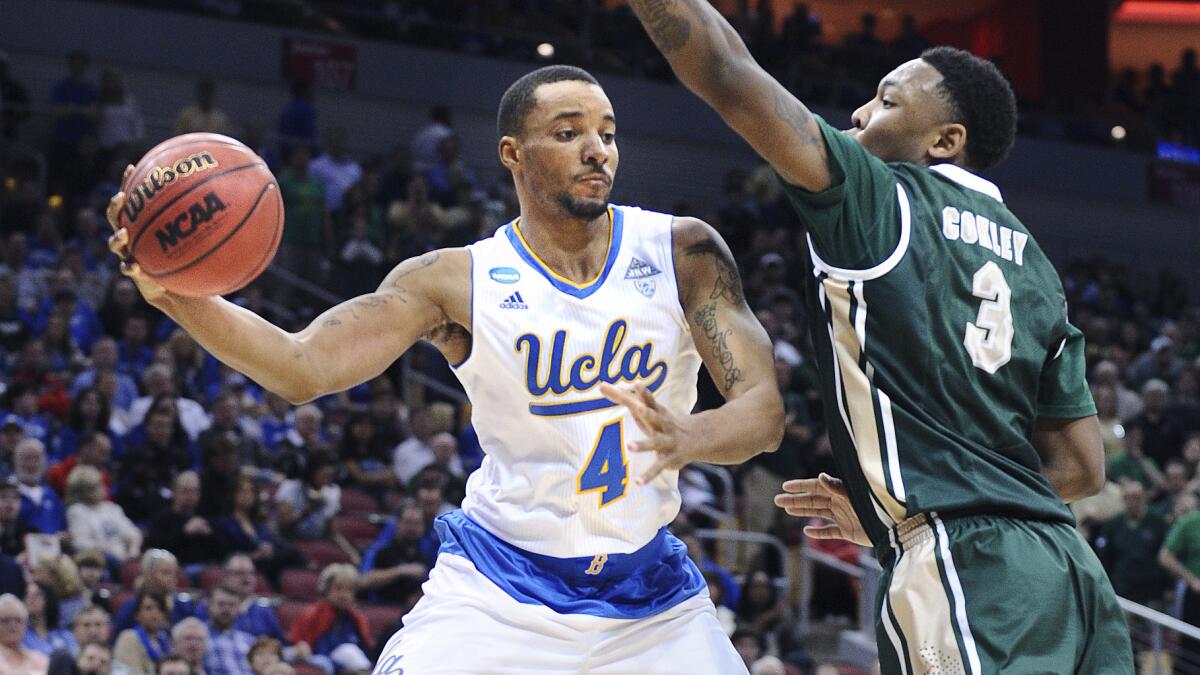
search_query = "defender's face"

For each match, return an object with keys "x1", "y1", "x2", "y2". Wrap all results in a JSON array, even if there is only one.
[
  {"x1": 849, "y1": 59, "x2": 951, "y2": 166},
  {"x1": 518, "y1": 80, "x2": 618, "y2": 220}
]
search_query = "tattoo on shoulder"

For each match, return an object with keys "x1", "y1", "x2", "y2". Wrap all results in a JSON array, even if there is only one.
[
  {"x1": 685, "y1": 239, "x2": 745, "y2": 306},
  {"x1": 772, "y1": 87, "x2": 826, "y2": 154},
  {"x1": 693, "y1": 302, "x2": 744, "y2": 394},
  {"x1": 633, "y1": 0, "x2": 691, "y2": 52}
]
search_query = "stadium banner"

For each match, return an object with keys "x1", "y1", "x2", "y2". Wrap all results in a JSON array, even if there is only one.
[{"x1": 282, "y1": 37, "x2": 358, "y2": 90}]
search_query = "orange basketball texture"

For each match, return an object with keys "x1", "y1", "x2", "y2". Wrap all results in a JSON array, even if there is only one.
[{"x1": 118, "y1": 133, "x2": 284, "y2": 297}]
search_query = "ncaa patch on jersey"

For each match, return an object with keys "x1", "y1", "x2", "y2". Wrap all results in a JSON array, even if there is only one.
[{"x1": 489, "y1": 267, "x2": 521, "y2": 284}]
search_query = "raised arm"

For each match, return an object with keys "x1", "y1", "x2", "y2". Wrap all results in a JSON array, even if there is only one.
[
  {"x1": 629, "y1": 0, "x2": 832, "y2": 191},
  {"x1": 106, "y1": 189, "x2": 467, "y2": 404}
]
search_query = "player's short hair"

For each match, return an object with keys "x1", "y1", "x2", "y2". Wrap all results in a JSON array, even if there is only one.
[
  {"x1": 497, "y1": 65, "x2": 601, "y2": 140},
  {"x1": 920, "y1": 46, "x2": 1017, "y2": 171}
]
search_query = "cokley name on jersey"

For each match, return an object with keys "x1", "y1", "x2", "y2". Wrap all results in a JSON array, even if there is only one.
[
  {"x1": 941, "y1": 205, "x2": 1030, "y2": 266},
  {"x1": 516, "y1": 319, "x2": 668, "y2": 405}
]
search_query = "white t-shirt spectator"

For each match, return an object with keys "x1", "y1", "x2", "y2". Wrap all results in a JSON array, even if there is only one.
[
  {"x1": 274, "y1": 479, "x2": 341, "y2": 540},
  {"x1": 411, "y1": 121, "x2": 453, "y2": 172},
  {"x1": 128, "y1": 396, "x2": 211, "y2": 441},
  {"x1": 309, "y1": 154, "x2": 363, "y2": 211},
  {"x1": 68, "y1": 501, "x2": 142, "y2": 561},
  {"x1": 392, "y1": 437, "x2": 463, "y2": 485},
  {"x1": 98, "y1": 97, "x2": 145, "y2": 150}
]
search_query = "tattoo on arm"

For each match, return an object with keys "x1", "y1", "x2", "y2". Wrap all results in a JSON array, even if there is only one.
[
  {"x1": 320, "y1": 251, "x2": 441, "y2": 327},
  {"x1": 772, "y1": 87, "x2": 827, "y2": 154},
  {"x1": 631, "y1": 0, "x2": 692, "y2": 52},
  {"x1": 694, "y1": 302, "x2": 744, "y2": 393},
  {"x1": 685, "y1": 240, "x2": 745, "y2": 306}
]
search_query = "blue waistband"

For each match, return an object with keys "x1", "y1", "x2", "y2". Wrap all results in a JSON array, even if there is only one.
[{"x1": 434, "y1": 510, "x2": 704, "y2": 619}]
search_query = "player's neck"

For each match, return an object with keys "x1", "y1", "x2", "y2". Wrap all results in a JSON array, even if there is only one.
[{"x1": 516, "y1": 208, "x2": 612, "y2": 285}]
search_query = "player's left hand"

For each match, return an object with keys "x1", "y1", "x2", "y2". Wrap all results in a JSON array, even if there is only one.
[{"x1": 600, "y1": 382, "x2": 697, "y2": 487}]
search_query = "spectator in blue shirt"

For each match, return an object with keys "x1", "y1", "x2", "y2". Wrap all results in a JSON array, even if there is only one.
[
  {"x1": 195, "y1": 554, "x2": 313, "y2": 666},
  {"x1": 112, "y1": 550, "x2": 196, "y2": 634},
  {"x1": 278, "y1": 79, "x2": 316, "y2": 159},
  {"x1": 2, "y1": 383, "x2": 52, "y2": 446},
  {"x1": 202, "y1": 584, "x2": 255, "y2": 675},
  {"x1": 71, "y1": 337, "x2": 139, "y2": 416},
  {"x1": 115, "y1": 314, "x2": 153, "y2": 383},
  {"x1": 15, "y1": 438, "x2": 67, "y2": 534},
  {"x1": 48, "y1": 51, "x2": 98, "y2": 188}
]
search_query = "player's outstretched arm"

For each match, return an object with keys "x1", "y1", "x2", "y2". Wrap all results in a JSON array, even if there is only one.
[
  {"x1": 106, "y1": 191, "x2": 462, "y2": 404},
  {"x1": 628, "y1": 0, "x2": 831, "y2": 191}
]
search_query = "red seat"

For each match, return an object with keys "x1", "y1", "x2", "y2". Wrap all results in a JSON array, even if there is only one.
[
  {"x1": 340, "y1": 488, "x2": 377, "y2": 514},
  {"x1": 296, "y1": 540, "x2": 353, "y2": 568},
  {"x1": 276, "y1": 599, "x2": 308, "y2": 632},
  {"x1": 361, "y1": 604, "x2": 403, "y2": 637},
  {"x1": 281, "y1": 569, "x2": 322, "y2": 599},
  {"x1": 291, "y1": 663, "x2": 325, "y2": 675},
  {"x1": 335, "y1": 515, "x2": 381, "y2": 548}
]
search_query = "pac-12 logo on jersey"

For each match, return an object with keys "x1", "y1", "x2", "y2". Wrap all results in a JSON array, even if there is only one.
[{"x1": 515, "y1": 319, "x2": 668, "y2": 417}]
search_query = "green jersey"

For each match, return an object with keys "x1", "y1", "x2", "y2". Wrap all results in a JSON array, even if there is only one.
[{"x1": 781, "y1": 116, "x2": 1093, "y2": 550}]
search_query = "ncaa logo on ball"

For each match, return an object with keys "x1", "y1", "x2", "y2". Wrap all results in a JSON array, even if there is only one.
[{"x1": 489, "y1": 267, "x2": 521, "y2": 284}]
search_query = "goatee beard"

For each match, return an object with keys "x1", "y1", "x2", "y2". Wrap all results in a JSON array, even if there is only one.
[{"x1": 557, "y1": 193, "x2": 609, "y2": 220}]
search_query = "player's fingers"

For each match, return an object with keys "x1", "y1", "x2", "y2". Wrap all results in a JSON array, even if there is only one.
[
  {"x1": 120, "y1": 260, "x2": 143, "y2": 278},
  {"x1": 107, "y1": 229, "x2": 131, "y2": 261},
  {"x1": 803, "y1": 524, "x2": 845, "y2": 540},
  {"x1": 121, "y1": 163, "x2": 135, "y2": 186},
  {"x1": 105, "y1": 191, "x2": 126, "y2": 232},
  {"x1": 635, "y1": 383, "x2": 661, "y2": 411},
  {"x1": 781, "y1": 478, "x2": 821, "y2": 494},
  {"x1": 600, "y1": 383, "x2": 659, "y2": 433},
  {"x1": 773, "y1": 492, "x2": 830, "y2": 509},
  {"x1": 636, "y1": 455, "x2": 671, "y2": 487},
  {"x1": 783, "y1": 506, "x2": 834, "y2": 519},
  {"x1": 817, "y1": 473, "x2": 848, "y2": 497}
]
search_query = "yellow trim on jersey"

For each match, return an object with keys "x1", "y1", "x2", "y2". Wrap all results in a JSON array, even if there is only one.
[{"x1": 512, "y1": 207, "x2": 614, "y2": 289}]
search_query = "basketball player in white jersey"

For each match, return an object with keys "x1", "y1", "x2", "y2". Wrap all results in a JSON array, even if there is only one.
[{"x1": 106, "y1": 65, "x2": 783, "y2": 673}]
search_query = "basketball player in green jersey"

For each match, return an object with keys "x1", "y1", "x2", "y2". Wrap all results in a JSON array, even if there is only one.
[{"x1": 629, "y1": 2, "x2": 1133, "y2": 673}]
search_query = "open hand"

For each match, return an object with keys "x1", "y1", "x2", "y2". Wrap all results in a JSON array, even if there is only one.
[
  {"x1": 600, "y1": 382, "x2": 696, "y2": 487},
  {"x1": 774, "y1": 473, "x2": 872, "y2": 547}
]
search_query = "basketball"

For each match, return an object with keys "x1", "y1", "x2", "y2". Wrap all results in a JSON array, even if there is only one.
[{"x1": 116, "y1": 133, "x2": 284, "y2": 297}]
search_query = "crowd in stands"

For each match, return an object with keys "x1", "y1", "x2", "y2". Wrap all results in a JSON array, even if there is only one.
[{"x1": 0, "y1": 23, "x2": 1197, "y2": 675}]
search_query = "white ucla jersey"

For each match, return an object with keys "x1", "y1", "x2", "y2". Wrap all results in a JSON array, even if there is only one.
[{"x1": 453, "y1": 204, "x2": 701, "y2": 559}]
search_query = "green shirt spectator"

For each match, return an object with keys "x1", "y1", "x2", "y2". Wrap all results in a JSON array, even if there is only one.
[{"x1": 1096, "y1": 481, "x2": 1168, "y2": 604}]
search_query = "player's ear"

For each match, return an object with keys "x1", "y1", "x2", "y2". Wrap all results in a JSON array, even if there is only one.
[
  {"x1": 498, "y1": 136, "x2": 520, "y2": 171},
  {"x1": 928, "y1": 122, "x2": 966, "y2": 163}
]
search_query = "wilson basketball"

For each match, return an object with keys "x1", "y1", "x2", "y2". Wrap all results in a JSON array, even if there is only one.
[{"x1": 117, "y1": 133, "x2": 284, "y2": 297}]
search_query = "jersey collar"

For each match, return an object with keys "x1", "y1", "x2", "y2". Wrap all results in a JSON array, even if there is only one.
[
  {"x1": 505, "y1": 206, "x2": 624, "y2": 299},
  {"x1": 929, "y1": 164, "x2": 1004, "y2": 203}
]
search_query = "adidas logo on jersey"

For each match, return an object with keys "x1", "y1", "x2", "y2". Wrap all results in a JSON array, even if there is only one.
[
  {"x1": 624, "y1": 257, "x2": 662, "y2": 280},
  {"x1": 500, "y1": 292, "x2": 528, "y2": 310}
]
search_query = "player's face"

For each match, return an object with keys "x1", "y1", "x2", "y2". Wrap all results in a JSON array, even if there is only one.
[
  {"x1": 517, "y1": 81, "x2": 618, "y2": 220},
  {"x1": 848, "y1": 59, "x2": 955, "y2": 166}
]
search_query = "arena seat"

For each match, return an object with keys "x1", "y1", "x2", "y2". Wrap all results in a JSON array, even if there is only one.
[
  {"x1": 295, "y1": 540, "x2": 354, "y2": 568},
  {"x1": 275, "y1": 599, "x2": 307, "y2": 632},
  {"x1": 291, "y1": 663, "x2": 325, "y2": 675},
  {"x1": 339, "y1": 488, "x2": 377, "y2": 514},
  {"x1": 361, "y1": 604, "x2": 403, "y2": 636},
  {"x1": 281, "y1": 569, "x2": 322, "y2": 599},
  {"x1": 334, "y1": 514, "x2": 380, "y2": 547}
]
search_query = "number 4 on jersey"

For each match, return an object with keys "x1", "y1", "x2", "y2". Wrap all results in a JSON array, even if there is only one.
[{"x1": 578, "y1": 420, "x2": 628, "y2": 507}]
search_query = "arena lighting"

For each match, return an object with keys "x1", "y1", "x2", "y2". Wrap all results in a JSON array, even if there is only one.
[
  {"x1": 1111, "y1": 125, "x2": 1128, "y2": 140},
  {"x1": 1113, "y1": 1, "x2": 1200, "y2": 24},
  {"x1": 537, "y1": 42, "x2": 556, "y2": 58}
]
